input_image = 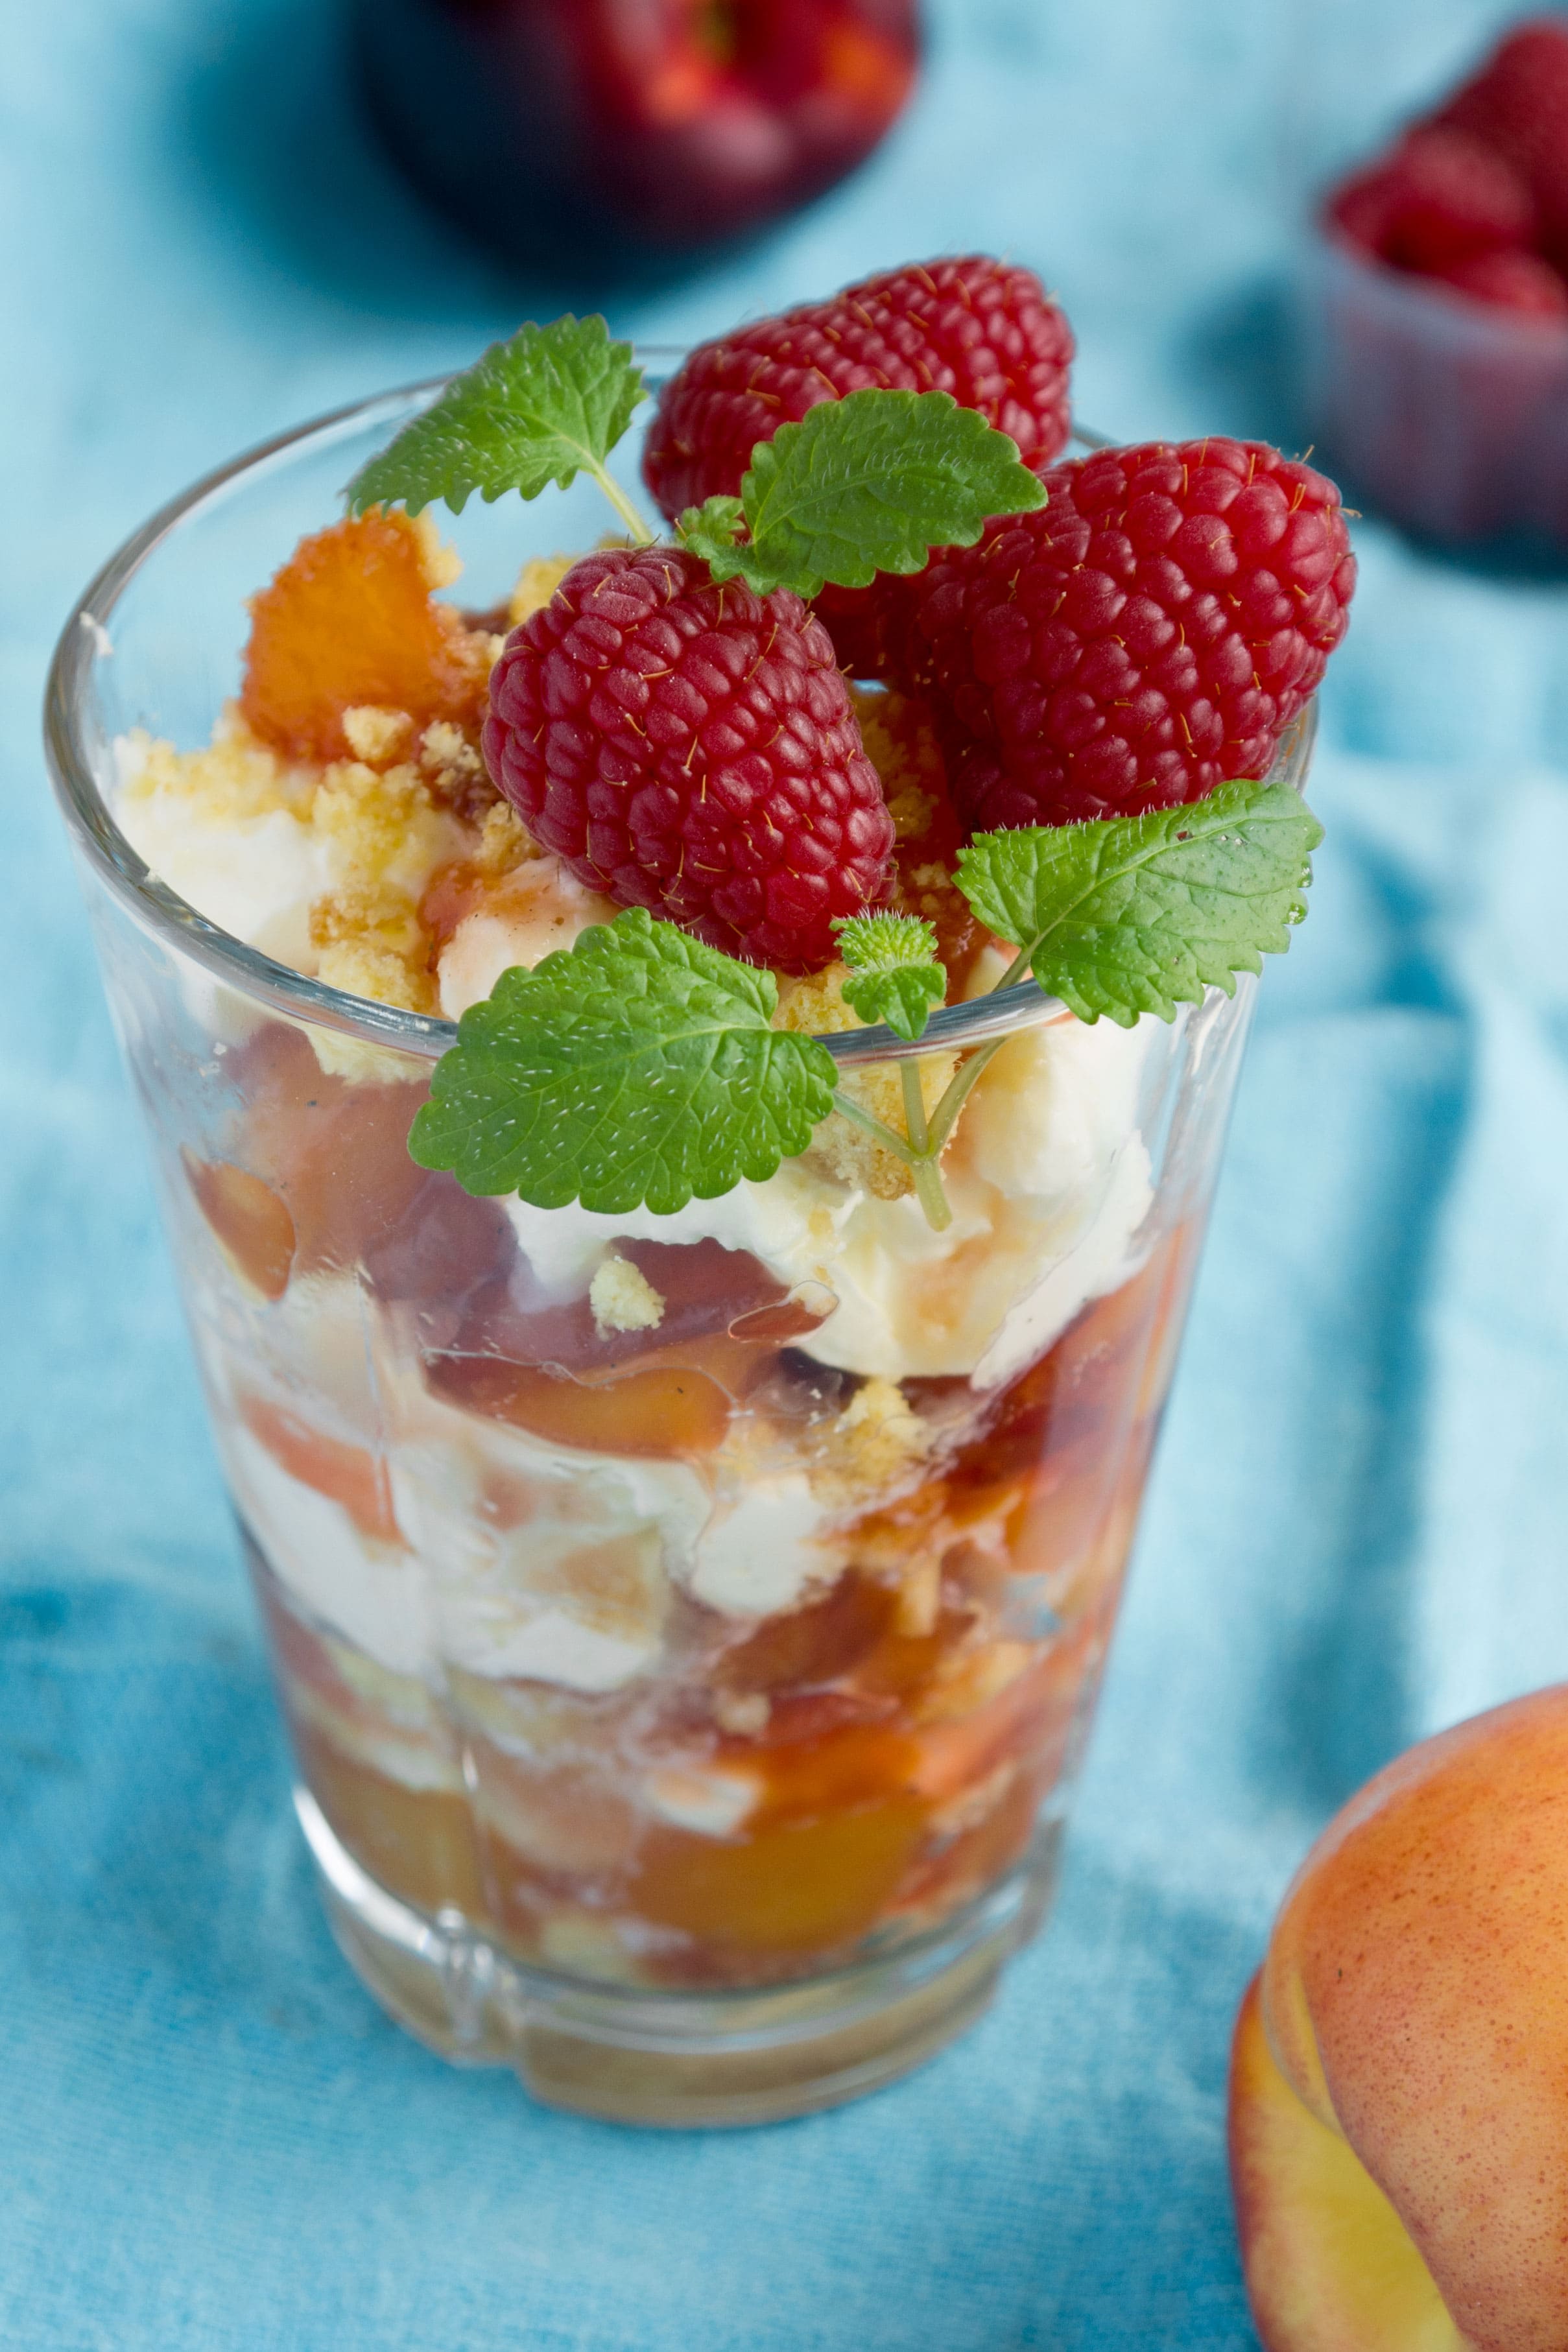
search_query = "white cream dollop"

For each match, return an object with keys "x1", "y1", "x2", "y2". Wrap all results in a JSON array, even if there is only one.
[
  {"x1": 500, "y1": 1011, "x2": 1154, "y2": 1384},
  {"x1": 437, "y1": 857, "x2": 617, "y2": 1017},
  {"x1": 117, "y1": 790, "x2": 335, "y2": 973}
]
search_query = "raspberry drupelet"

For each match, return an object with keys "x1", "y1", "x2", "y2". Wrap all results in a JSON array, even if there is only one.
[
  {"x1": 482, "y1": 547, "x2": 896, "y2": 973},
  {"x1": 642, "y1": 256, "x2": 1076, "y2": 522},
  {"x1": 895, "y1": 436, "x2": 1355, "y2": 832}
]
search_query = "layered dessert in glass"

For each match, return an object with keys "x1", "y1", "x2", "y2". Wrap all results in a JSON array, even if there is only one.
[{"x1": 48, "y1": 259, "x2": 1352, "y2": 2120}]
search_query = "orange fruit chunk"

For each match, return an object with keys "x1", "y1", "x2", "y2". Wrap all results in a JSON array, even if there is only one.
[
  {"x1": 240, "y1": 1394, "x2": 402, "y2": 1543},
  {"x1": 633, "y1": 1795, "x2": 926, "y2": 1956},
  {"x1": 183, "y1": 1150, "x2": 297, "y2": 1299},
  {"x1": 241, "y1": 509, "x2": 488, "y2": 763},
  {"x1": 430, "y1": 1353, "x2": 732, "y2": 1459}
]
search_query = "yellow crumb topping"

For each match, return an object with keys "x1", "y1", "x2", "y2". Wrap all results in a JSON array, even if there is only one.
[
  {"x1": 775, "y1": 963, "x2": 956, "y2": 1202},
  {"x1": 304, "y1": 759, "x2": 462, "y2": 1014},
  {"x1": 410, "y1": 508, "x2": 463, "y2": 591},
  {"x1": 807, "y1": 1376, "x2": 935, "y2": 1532},
  {"x1": 850, "y1": 685, "x2": 945, "y2": 842},
  {"x1": 589, "y1": 1255, "x2": 666, "y2": 1337},
  {"x1": 829, "y1": 1377, "x2": 931, "y2": 1484},
  {"x1": 341, "y1": 705, "x2": 415, "y2": 766},
  {"x1": 119, "y1": 710, "x2": 309, "y2": 824},
  {"x1": 509, "y1": 553, "x2": 579, "y2": 626},
  {"x1": 472, "y1": 799, "x2": 540, "y2": 877}
]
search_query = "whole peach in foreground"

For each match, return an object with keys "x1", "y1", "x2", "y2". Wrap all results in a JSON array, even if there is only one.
[{"x1": 1229, "y1": 1684, "x2": 1568, "y2": 2351}]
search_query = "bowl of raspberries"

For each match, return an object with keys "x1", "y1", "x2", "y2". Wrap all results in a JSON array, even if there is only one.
[{"x1": 1307, "y1": 14, "x2": 1568, "y2": 551}]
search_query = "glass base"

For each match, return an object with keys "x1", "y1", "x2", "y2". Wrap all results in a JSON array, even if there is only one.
[{"x1": 295, "y1": 1787, "x2": 1063, "y2": 2126}]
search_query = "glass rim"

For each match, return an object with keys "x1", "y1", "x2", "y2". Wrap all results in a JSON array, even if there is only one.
[{"x1": 43, "y1": 370, "x2": 1315, "y2": 1068}]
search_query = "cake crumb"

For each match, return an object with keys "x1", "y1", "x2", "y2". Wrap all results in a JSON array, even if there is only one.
[
  {"x1": 310, "y1": 881, "x2": 436, "y2": 1014},
  {"x1": 510, "y1": 553, "x2": 579, "y2": 626},
  {"x1": 118, "y1": 709, "x2": 308, "y2": 824},
  {"x1": 306, "y1": 758, "x2": 461, "y2": 1014},
  {"x1": 410, "y1": 508, "x2": 463, "y2": 590},
  {"x1": 342, "y1": 705, "x2": 414, "y2": 766},
  {"x1": 713, "y1": 1691, "x2": 770, "y2": 1737},
  {"x1": 590, "y1": 1255, "x2": 666, "y2": 1337},
  {"x1": 474, "y1": 798, "x2": 540, "y2": 877},
  {"x1": 850, "y1": 685, "x2": 946, "y2": 840},
  {"x1": 418, "y1": 718, "x2": 496, "y2": 821},
  {"x1": 775, "y1": 964, "x2": 955, "y2": 1201},
  {"x1": 828, "y1": 1377, "x2": 931, "y2": 1486}
]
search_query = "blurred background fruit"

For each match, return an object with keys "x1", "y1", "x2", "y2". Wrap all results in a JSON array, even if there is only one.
[
  {"x1": 353, "y1": 0, "x2": 921, "y2": 287},
  {"x1": 1300, "y1": 14, "x2": 1568, "y2": 550}
]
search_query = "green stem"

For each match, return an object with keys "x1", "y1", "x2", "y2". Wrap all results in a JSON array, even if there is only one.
[
  {"x1": 899, "y1": 1059, "x2": 950, "y2": 1233},
  {"x1": 899, "y1": 1058, "x2": 930, "y2": 1155},
  {"x1": 924, "y1": 1036, "x2": 1006, "y2": 1158},
  {"x1": 589, "y1": 461, "x2": 658, "y2": 547},
  {"x1": 829, "y1": 1089, "x2": 916, "y2": 1165},
  {"x1": 911, "y1": 1154, "x2": 953, "y2": 1233},
  {"x1": 831, "y1": 1075, "x2": 955, "y2": 1234}
]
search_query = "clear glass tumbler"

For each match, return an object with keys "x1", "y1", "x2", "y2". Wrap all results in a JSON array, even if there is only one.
[{"x1": 45, "y1": 379, "x2": 1314, "y2": 2124}]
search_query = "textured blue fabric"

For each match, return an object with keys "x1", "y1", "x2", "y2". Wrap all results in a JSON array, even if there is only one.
[{"x1": 6, "y1": 2, "x2": 1568, "y2": 2344}]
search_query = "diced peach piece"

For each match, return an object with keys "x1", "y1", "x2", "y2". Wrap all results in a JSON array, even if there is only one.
[
  {"x1": 633, "y1": 1794, "x2": 927, "y2": 1956},
  {"x1": 241, "y1": 509, "x2": 488, "y2": 763},
  {"x1": 1229, "y1": 1683, "x2": 1568, "y2": 2352},
  {"x1": 232, "y1": 1022, "x2": 429, "y2": 1271},
  {"x1": 746, "y1": 1715, "x2": 921, "y2": 1827},
  {"x1": 183, "y1": 1150, "x2": 296, "y2": 1299},
  {"x1": 241, "y1": 1393, "x2": 401, "y2": 1543},
  {"x1": 715, "y1": 1573, "x2": 898, "y2": 1696},
  {"x1": 289, "y1": 1714, "x2": 485, "y2": 1918},
  {"x1": 429, "y1": 1352, "x2": 733, "y2": 1458}
]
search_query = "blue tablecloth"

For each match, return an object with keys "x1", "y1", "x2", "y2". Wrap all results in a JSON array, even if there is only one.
[{"x1": 6, "y1": 2, "x2": 1568, "y2": 2343}]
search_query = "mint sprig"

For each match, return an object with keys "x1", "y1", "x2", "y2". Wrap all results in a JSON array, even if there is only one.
[
  {"x1": 346, "y1": 316, "x2": 652, "y2": 544},
  {"x1": 955, "y1": 779, "x2": 1322, "y2": 1027},
  {"x1": 834, "y1": 912, "x2": 945, "y2": 1041},
  {"x1": 414, "y1": 781, "x2": 1321, "y2": 1229},
  {"x1": 675, "y1": 389, "x2": 1047, "y2": 598},
  {"x1": 409, "y1": 909, "x2": 837, "y2": 1216}
]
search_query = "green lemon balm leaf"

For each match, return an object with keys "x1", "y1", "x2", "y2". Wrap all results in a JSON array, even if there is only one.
[
  {"x1": 408, "y1": 908, "x2": 839, "y2": 1216},
  {"x1": 834, "y1": 911, "x2": 945, "y2": 1041},
  {"x1": 955, "y1": 779, "x2": 1325, "y2": 1027},
  {"x1": 728, "y1": 388, "x2": 1047, "y2": 598},
  {"x1": 346, "y1": 315, "x2": 648, "y2": 525},
  {"x1": 674, "y1": 495, "x2": 748, "y2": 570}
]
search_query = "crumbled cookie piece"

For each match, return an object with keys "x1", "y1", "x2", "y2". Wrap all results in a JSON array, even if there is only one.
[
  {"x1": 410, "y1": 508, "x2": 463, "y2": 591},
  {"x1": 306, "y1": 758, "x2": 464, "y2": 1013},
  {"x1": 473, "y1": 798, "x2": 539, "y2": 877},
  {"x1": 713, "y1": 1691, "x2": 770, "y2": 1737},
  {"x1": 118, "y1": 708, "x2": 309, "y2": 824},
  {"x1": 817, "y1": 1376, "x2": 932, "y2": 1501},
  {"x1": 589, "y1": 1255, "x2": 666, "y2": 1337},
  {"x1": 311, "y1": 882, "x2": 436, "y2": 1014},
  {"x1": 509, "y1": 553, "x2": 580, "y2": 626},
  {"x1": 774, "y1": 964, "x2": 955, "y2": 1200},
  {"x1": 850, "y1": 685, "x2": 945, "y2": 840},
  {"x1": 418, "y1": 717, "x2": 497, "y2": 822},
  {"x1": 342, "y1": 705, "x2": 414, "y2": 766}
]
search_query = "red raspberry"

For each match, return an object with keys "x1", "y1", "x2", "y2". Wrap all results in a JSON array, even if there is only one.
[
  {"x1": 1431, "y1": 246, "x2": 1568, "y2": 317},
  {"x1": 897, "y1": 438, "x2": 1355, "y2": 832},
  {"x1": 482, "y1": 547, "x2": 894, "y2": 973},
  {"x1": 1433, "y1": 19, "x2": 1568, "y2": 269},
  {"x1": 643, "y1": 255, "x2": 1075, "y2": 521},
  {"x1": 1325, "y1": 126, "x2": 1536, "y2": 271}
]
